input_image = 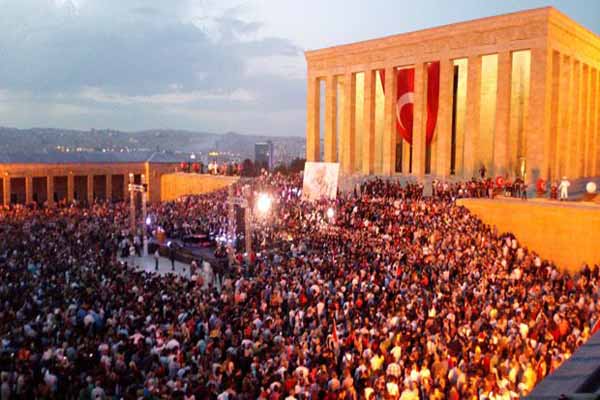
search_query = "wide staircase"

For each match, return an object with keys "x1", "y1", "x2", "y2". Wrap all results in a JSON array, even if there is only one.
[{"x1": 527, "y1": 332, "x2": 600, "y2": 399}]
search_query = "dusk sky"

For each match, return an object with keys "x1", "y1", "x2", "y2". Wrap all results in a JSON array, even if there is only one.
[{"x1": 0, "y1": 0, "x2": 598, "y2": 137}]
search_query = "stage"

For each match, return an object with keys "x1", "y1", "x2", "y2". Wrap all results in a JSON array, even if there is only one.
[
  {"x1": 457, "y1": 196, "x2": 600, "y2": 272},
  {"x1": 149, "y1": 236, "x2": 228, "y2": 273}
]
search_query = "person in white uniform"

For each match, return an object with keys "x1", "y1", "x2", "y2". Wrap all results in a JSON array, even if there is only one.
[{"x1": 558, "y1": 176, "x2": 570, "y2": 201}]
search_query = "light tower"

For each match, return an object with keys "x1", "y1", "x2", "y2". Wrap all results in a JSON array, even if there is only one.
[{"x1": 128, "y1": 173, "x2": 149, "y2": 256}]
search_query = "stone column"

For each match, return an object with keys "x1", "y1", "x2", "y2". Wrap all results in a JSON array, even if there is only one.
[
  {"x1": 436, "y1": 58, "x2": 454, "y2": 178},
  {"x1": 584, "y1": 67, "x2": 596, "y2": 177},
  {"x1": 25, "y1": 175, "x2": 33, "y2": 204},
  {"x1": 87, "y1": 174, "x2": 94, "y2": 204},
  {"x1": 47, "y1": 175, "x2": 55, "y2": 207},
  {"x1": 402, "y1": 140, "x2": 411, "y2": 174},
  {"x1": 566, "y1": 61, "x2": 582, "y2": 178},
  {"x1": 412, "y1": 62, "x2": 427, "y2": 177},
  {"x1": 306, "y1": 76, "x2": 321, "y2": 161},
  {"x1": 592, "y1": 68, "x2": 599, "y2": 176},
  {"x1": 3, "y1": 175, "x2": 10, "y2": 206},
  {"x1": 526, "y1": 47, "x2": 552, "y2": 185},
  {"x1": 493, "y1": 51, "x2": 512, "y2": 176},
  {"x1": 124, "y1": 173, "x2": 130, "y2": 201},
  {"x1": 341, "y1": 72, "x2": 356, "y2": 174},
  {"x1": 547, "y1": 51, "x2": 560, "y2": 181},
  {"x1": 106, "y1": 174, "x2": 112, "y2": 202},
  {"x1": 558, "y1": 55, "x2": 573, "y2": 178},
  {"x1": 324, "y1": 75, "x2": 338, "y2": 162},
  {"x1": 382, "y1": 66, "x2": 398, "y2": 175},
  {"x1": 464, "y1": 55, "x2": 482, "y2": 179},
  {"x1": 362, "y1": 69, "x2": 376, "y2": 175},
  {"x1": 579, "y1": 64, "x2": 589, "y2": 178},
  {"x1": 67, "y1": 173, "x2": 74, "y2": 203}
]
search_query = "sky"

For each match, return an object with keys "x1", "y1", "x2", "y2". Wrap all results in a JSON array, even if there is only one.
[{"x1": 0, "y1": 0, "x2": 598, "y2": 137}]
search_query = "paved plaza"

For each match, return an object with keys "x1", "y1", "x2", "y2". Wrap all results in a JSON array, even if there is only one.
[
  {"x1": 119, "y1": 254, "x2": 191, "y2": 278},
  {"x1": 118, "y1": 254, "x2": 220, "y2": 292}
]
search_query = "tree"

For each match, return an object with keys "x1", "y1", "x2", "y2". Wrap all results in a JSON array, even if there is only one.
[
  {"x1": 241, "y1": 159, "x2": 256, "y2": 177},
  {"x1": 273, "y1": 163, "x2": 288, "y2": 175},
  {"x1": 288, "y1": 158, "x2": 306, "y2": 174}
]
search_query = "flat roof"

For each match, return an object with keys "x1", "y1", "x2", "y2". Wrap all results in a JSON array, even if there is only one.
[
  {"x1": 0, "y1": 151, "x2": 186, "y2": 164},
  {"x1": 305, "y1": 6, "x2": 599, "y2": 61}
]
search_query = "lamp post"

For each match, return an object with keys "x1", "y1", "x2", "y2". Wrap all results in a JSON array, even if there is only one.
[
  {"x1": 242, "y1": 186, "x2": 253, "y2": 256},
  {"x1": 128, "y1": 172, "x2": 149, "y2": 256},
  {"x1": 227, "y1": 185, "x2": 235, "y2": 263},
  {"x1": 141, "y1": 174, "x2": 148, "y2": 257},
  {"x1": 129, "y1": 173, "x2": 135, "y2": 233},
  {"x1": 190, "y1": 153, "x2": 196, "y2": 173},
  {"x1": 226, "y1": 186, "x2": 266, "y2": 256}
]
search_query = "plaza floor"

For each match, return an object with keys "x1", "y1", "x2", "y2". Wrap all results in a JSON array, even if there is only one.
[
  {"x1": 119, "y1": 254, "x2": 192, "y2": 279},
  {"x1": 119, "y1": 254, "x2": 220, "y2": 291}
]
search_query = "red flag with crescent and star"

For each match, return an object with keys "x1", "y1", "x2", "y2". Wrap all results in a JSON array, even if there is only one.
[
  {"x1": 332, "y1": 321, "x2": 338, "y2": 342},
  {"x1": 379, "y1": 62, "x2": 440, "y2": 146},
  {"x1": 592, "y1": 319, "x2": 600, "y2": 335}
]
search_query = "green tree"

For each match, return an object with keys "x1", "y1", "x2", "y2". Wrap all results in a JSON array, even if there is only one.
[{"x1": 288, "y1": 158, "x2": 306, "y2": 174}]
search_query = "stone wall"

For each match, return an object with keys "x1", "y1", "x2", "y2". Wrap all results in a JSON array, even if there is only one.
[
  {"x1": 458, "y1": 198, "x2": 600, "y2": 272},
  {"x1": 160, "y1": 173, "x2": 238, "y2": 202},
  {"x1": 146, "y1": 163, "x2": 179, "y2": 203}
]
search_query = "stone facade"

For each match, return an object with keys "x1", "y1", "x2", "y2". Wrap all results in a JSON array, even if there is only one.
[
  {"x1": 305, "y1": 7, "x2": 600, "y2": 184},
  {"x1": 458, "y1": 198, "x2": 600, "y2": 273},
  {"x1": 160, "y1": 173, "x2": 239, "y2": 202},
  {"x1": 0, "y1": 161, "x2": 179, "y2": 205}
]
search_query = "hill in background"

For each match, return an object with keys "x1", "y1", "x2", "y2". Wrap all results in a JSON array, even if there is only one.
[{"x1": 0, "y1": 127, "x2": 305, "y2": 164}]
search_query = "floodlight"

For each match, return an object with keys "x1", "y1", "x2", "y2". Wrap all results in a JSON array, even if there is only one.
[
  {"x1": 256, "y1": 193, "x2": 272, "y2": 214},
  {"x1": 326, "y1": 207, "x2": 335, "y2": 220}
]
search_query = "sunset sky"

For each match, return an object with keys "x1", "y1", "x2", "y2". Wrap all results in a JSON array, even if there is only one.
[{"x1": 0, "y1": 0, "x2": 598, "y2": 136}]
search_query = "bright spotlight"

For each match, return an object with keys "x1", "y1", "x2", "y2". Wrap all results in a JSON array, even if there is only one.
[
  {"x1": 326, "y1": 207, "x2": 335, "y2": 220},
  {"x1": 586, "y1": 182, "x2": 597, "y2": 194},
  {"x1": 256, "y1": 193, "x2": 272, "y2": 214}
]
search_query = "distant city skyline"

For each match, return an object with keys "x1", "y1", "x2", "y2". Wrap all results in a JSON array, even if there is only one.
[{"x1": 0, "y1": 0, "x2": 598, "y2": 136}]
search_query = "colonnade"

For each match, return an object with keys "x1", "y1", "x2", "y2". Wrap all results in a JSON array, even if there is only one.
[
  {"x1": 305, "y1": 7, "x2": 600, "y2": 184},
  {"x1": 548, "y1": 51, "x2": 600, "y2": 181},
  {"x1": 0, "y1": 172, "x2": 136, "y2": 206}
]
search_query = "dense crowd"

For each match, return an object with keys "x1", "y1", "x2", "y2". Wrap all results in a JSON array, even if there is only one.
[
  {"x1": 1, "y1": 173, "x2": 599, "y2": 399},
  {"x1": 430, "y1": 178, "x2": 528, "y2": 200}
]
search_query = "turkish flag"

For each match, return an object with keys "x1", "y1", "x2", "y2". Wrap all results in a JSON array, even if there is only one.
[
  {"x1": 379, "y1": 62, "x2": 440, "y2": 146},
  {"x1": 426, "y1": 62, "x2": 440, "y2": 146},
  {"x1": 496, "y1": 176, "x2": 505, "y2": 188},
  {"x1": 332, "y1": 321, "x2": 338, "y2": 342},
  {"x1": 592, "y1": 319, "x2": 600, "y2": 335}
]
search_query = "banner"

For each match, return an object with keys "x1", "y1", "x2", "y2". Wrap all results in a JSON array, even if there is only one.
[
  {"x1": 379, "y1": 62, "x2": 440, "y2": 146},
  {"x1": 426, "y1": 62, "x2": 440, "y2": 146},
  {"x1": 302, "y1": 162, "x2": 340, "y2": 201}
]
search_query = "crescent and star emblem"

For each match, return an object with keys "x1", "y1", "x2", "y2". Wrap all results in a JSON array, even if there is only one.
[{"x1": 396, "y1": 91, "x2": 414, "y2": 131}]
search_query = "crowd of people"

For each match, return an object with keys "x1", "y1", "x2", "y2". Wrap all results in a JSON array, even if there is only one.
[
  {"x1": 179, "y1": 161, "x2": 242, "y2": 177},
  {"x1": 430, "y1": 178, "x2": 529, "y2": 201},
  {"x1": 0, "y1": 173, "x2": 599, "y2": 399}
]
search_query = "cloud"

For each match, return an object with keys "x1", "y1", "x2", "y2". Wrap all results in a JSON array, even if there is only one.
[
  {"x1": 0, "y1": 0, "x2": 306, "y2": 135},
  {"x1": 80, "y1": 87, "x2": 257, "y2": 105},
  {"x1": 129, "y1": 6, "x2": 161, "y2": 17}
]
